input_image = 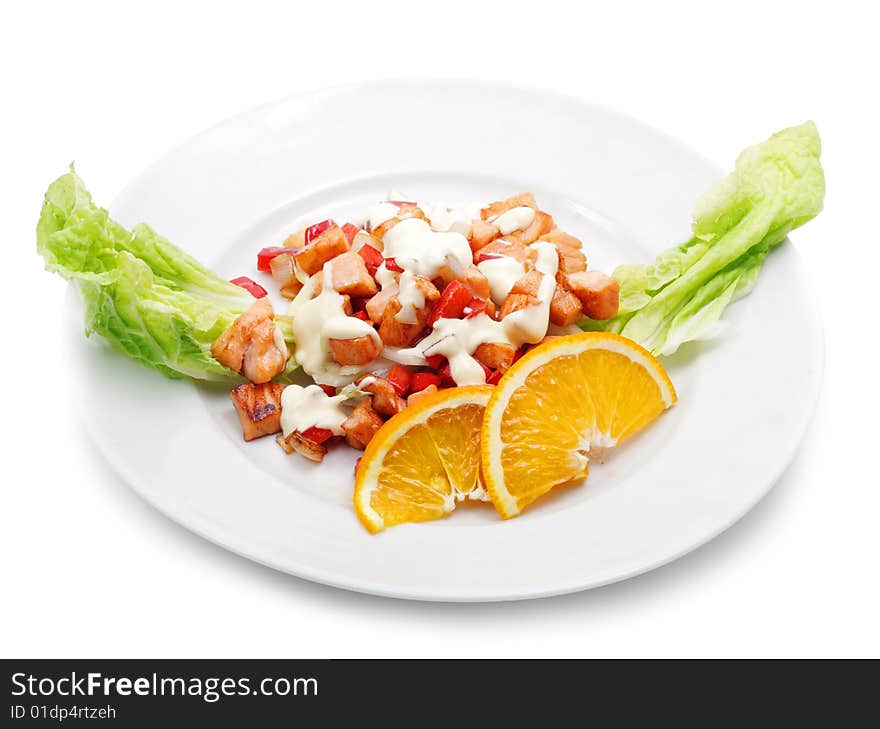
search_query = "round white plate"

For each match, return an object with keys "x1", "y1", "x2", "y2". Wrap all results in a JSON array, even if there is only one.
[{"x1": 68, "y1": 80, "x2": 822, "y2": 601}]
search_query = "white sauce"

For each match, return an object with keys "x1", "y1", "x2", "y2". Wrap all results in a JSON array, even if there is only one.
[
  {"x1": 477, "y1": 255, "x2": 526, "y2": 305},
  {"x1": 491, "y1": 206, "x2": 535, "y2": 235},
  {"x1": 367, "y1": 202, "x2": 400, "y2": 230},
  {"x1": 399, "y1": 241, "x2": 559, "y2": 385},
  {"x1": 288, "y1": 260, "x2": 382, "y2": 386},
  {"x1": 280, "y1": 384, "x2": 350, "y2": 437},
  {"x1": 419, "y1": 201, "x2": 481, "y2": 236}
]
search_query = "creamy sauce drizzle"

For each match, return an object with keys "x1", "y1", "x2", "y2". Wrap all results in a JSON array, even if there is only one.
[
  {"x1": 280, "y1": 384, "x2": 349, "y2": 437},
  {"x1": 288, "y1": 260, "x2": 382, "y2": 385},
  {"x1": 491, "y1": 206, "x2": 535, "y2": 234},
  {"x1": 477, "y1": 255, "x2": 526, "y2": 304}
]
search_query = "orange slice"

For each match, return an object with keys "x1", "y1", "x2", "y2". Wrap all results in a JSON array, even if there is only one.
[
  {"x1": 481, "y1": 332, "x2": 676, "y2": 519},
  {"x1": 354, "y1": 385, "x2": 493, "y2": 533}
]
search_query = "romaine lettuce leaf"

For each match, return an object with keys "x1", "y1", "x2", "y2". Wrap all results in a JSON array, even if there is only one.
[
  {"x1": 37, "y1": 168, "x2": 292, "y2": 382},
  {"x1": 586, "y1": 122, "x2": 825, "y2": 355}
]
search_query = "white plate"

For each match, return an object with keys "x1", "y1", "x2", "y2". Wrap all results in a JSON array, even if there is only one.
[{"x1": 68, "y1": 80, "x2": 823, "y2": 601}]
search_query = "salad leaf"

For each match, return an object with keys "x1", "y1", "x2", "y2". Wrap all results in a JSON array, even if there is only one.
[
  {"x1": 586, "y1": 122, "x2": 825, "y2": 355},
  {"x1": 37, "y1": 168, "x2": 293, "y2": 382}
]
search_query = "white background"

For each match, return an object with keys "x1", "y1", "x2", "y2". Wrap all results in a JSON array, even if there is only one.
[{"x1": 2, "y1": 1, "x2": 877, "y2": 658}]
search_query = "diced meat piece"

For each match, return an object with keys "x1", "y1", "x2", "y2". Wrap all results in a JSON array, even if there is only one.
[
  {"x1": 411, "y1": 276, "x2": 442, "y2": 313},
  {"x1": 378, "y1": 299, "x2": 424, "y2": 346},
  {"x1": 211, "y1": 298, "x2": 289, "y2": 384},
  {"x1": 330, "y1": 251, "x2": 379, "y2": 297},
  {"x1": 510, "y1": 269, "x2": 543, "y2": 297},
  {"x1": 555, "y1": 245, "x2": 587, "y2": 274},
  {"x1": 564, "y1": 271, "x2": 620, "y2": 320},
  {"x1": 407, "y1": 384, "x2": 438, "y2": 406},
  {"x1": 365, "y1": 287, "x2": 398, "y2": 324},
  {"x1": 229, "y1": 382, "x2": 284, "y2": 441},
  {"x1": 283, "y1": 229, "x2": 306, "y2": 249},
  {"x1": 473, "y1": 342, "x2": 518, "y2": 372},
  {"x1": 481, "y1": 193, "x2": 537, "y2": 221},
  {"x1": 478, "y1": 238, "x2": 534, "y2": 266},
  {"x1": 469, "y1": 219, "x2": 501, "y2": 253},
  {"x1": 358, "y1": 375, "x2": 406, "y2": 417},
  {"x1": 276, "y1": 432, "x2": 328, "y2": 462},
  {"x1": 504, "y1": 211, "x2": 554, "y2": 246},
  {"x1": 500, "y1": 292, "x2": 539, "y2": 319},
  {"x1": 329, "y1": 333, "x2": 383, "y2": 366},
  {"x1": 341, "y1": 401, "x2": 384, "y2": 450},
  {"x1": 539, "y1": 230, "x2": 583, "y2": 250},
  {"x1": 292, "y1": 223, "x2": 350, "y2": 276},
  {"x1": 549, "y1": 284, "x2": 584, "y2": 326},
  {"x1": 457, "y1": 265, "x2": 491, "y2": 299}
]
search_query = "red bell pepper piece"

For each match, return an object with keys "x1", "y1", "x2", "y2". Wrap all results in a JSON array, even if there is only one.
[
  {"x1": 428, "y1": 280, "x2": 473, "y2": 326},
  {"x1": 341, "y1": 223, "x2": 360, "y2": 244},
  {"x1": 301, "y1": 426, "x2": 334, "y2": 445},
  {"x1": 357, "y1": 244, "x2": 384, "y2": 276},
  {"x1": 318, "y1": 384, "x2": 337, "y2": 397},
  {"x1": 386, "y1": 364, "x2": 413, "y2": 397},
  {"x1": 465, "y1": 298, "x2": 489, "y2": 318},
  {"x1": 438, "y1": 362, "x2": 456, "y2": 387},
  {"x1": 304, "y1": 219, "x2": 335, "y2": 245},
  {"x1": 351, "y1": 310, "x2": 370, "y2": 321},
  {"x1": 486, "y1": 369, "x2": 504, "y2": 385},
  {"x1": 384, "y1": 257, "x2": 404, "y2": 273},
  {"x1": 257, "y1": 246, "x2": 289, "y2": 273},
  {"x1": 476, "y1": 252, "x2": 504, "y2": 264},
  {"x1": 388, "y1": 200, "x2": 416, "y2": 206},
  {"x1": 411, "y1": 372, "x2": 442, "y2": 393},
  {"x1": 424, "y1": 354, "x2": 446, "y2": 370},
  {"x1": 230, "y1": 276, "x2": 268, "y2": 298}
]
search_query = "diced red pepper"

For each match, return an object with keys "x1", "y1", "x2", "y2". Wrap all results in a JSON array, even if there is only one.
[
  {"x1": 428, "y1": 280, "x2": 473, "y2": 326},
  {"x1": 386, "y1": 364, "x2": 413, "y2": 397},
  {"x1": 357, "y1": 244, "x2": 384, "y2": 276},
  {"x1": 301, "y1": 426, "x2": 334, "y2": 445},
  {"x1": 438, "y1": 362, "x2": 456, "y2": 388},
  {"x1": 486, "y1": 369, "x2": 504, "y2": 385},
  {"x1": 352, "y1": 310, "x2": 370, "y2": 321},
  {"x1": 341, "y1": 223, "x2": 360, "y2": 244},
  {"x1": 424, "y1": 354, "x2": 446, "y2": 370},
  {"x1": 318, "y1": 384, "x2": 337, "y2": 397},
  {"x1": 305, "y1": 219, "x2": 335, "y2": 245},
  {"x1": 465, "y1": 298, "x2": 489, "y2": 318},
  {"x1": 257, "y1": 246, "x2": 289, "y2": 273},
  {"x1": 411, "y1": 372, "x2": 442, "y2": 393},
  {"x1": 388, "y1": 200, "x2": 416, "y2": 206},
  {"x1": 230, "y1": 276, "x2": 268, "y2": 298},
  {"x1": 476, "y1": 252, "x2": 504, "y2": 264},
  {"x1": 384, "y1": 257, "x2": 404, "y2": 273}
]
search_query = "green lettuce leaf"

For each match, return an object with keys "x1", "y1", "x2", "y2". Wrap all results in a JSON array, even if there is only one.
[
  {"x1": 586, "y1": 122, "x2": 825, "y2": 355},
  {"x1": 37, "y1": 168, "x2": 293, "y2": 382}
]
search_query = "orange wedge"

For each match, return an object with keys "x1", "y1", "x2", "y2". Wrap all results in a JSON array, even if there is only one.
[
  {"x1": 481, "y1": 332, "x2": 676, "y2": 519},
  {"x1": 354, "y1": 385, "x2": 493, "y2": 533}
]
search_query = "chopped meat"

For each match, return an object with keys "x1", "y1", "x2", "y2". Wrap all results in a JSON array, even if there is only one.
[
  {"x1": 230, "y1": 382, "x2": 284, "y2": 441},
  {"x1": 341, "y1": 401, "x2": 384, "y2": 450},
  {"x1": 457, "y1": 265, "x2": 491, "y2": 300},
  {"x1": 510, "y1": 269, "x2": 543, "y2": 297},
  {"x1": 211, "y1": 298, "x2": 289, "y2": 384},
  {"x1": 330, "y1": 251, "x2": 379, "y2": 297},
  {"x1": 473, "y1": 342, "x2": 518, "y2": 372},
  {"x1": 555, "y1": 245, "x2": 587, "y2": 274},
  {"x1": 539, "y1": 230, "x2": 583, "y2": 250},
  {"x1": 503, "y1": 210, "x2": 554, "y2": 246},
  {"x1": 564, "y1": 271, "x2": 620, "y2": 320},
  {"x1": 481, "y1": 193, "x2": 537, "y2": 220},
  {"x1": 478, "y1": 238, "x2": 533, "y2": 265},
  {"x1": 283, "y1": 229, "x2": 306, "y2": 249},
  {"x1": 378, "y1": 299, "x2": 424, "y2": 346},
  {"x1": 365, "y1": 287, "x2": 398, "y2": 324},
  {"x1": 276, "y1": 432, "x2": 328, "y2": 462},
  {"x1": 469, "y1": 219, "x2": 501, "y2": 252},
  {"x1": 407, "y1": 383, "x2": 438, "y2": 406},
  {"x1": 549, "y1": 284, "x2": 584, "y2": 326},
  {"x1": 358, "y1": 376, "x2": 406, "y2": 417},
  {"x1": 329, "y1": 333, "x2": 383, "y2": 366},
  {"x1": 500, "y1": 292, "x2": 539, "y2": 319},
  {"x1": 372, "y1": 206, "x2": 427, "y2": 239},
  {"x1": 410, "y1": 276, "x2": 442, "y2": 310},
  {"x1": 292, "y1": 223, "x2": 350, "y2": 276}
]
